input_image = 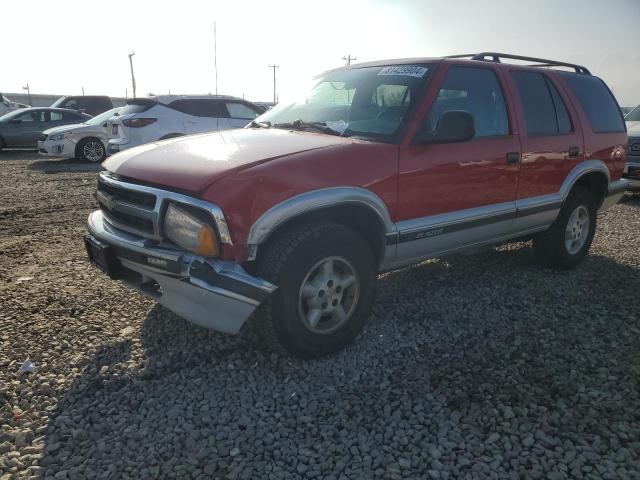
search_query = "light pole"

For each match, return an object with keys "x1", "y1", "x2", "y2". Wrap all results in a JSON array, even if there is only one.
[
  {"x1": 268, "y1": 64, "x2": 279, "y2": 104},
  {"x1": 22, "y1": 84, "x2": 31, "y2": 106},
  {"x1": 128, "y1": 52, "x2": 137, "y2": 98},
  {"x1": 214, "y1": 22, "x2": 218, "y2": 95}
]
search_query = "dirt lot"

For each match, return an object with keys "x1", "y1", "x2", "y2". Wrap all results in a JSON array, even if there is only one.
[{"x1": 1, "y1": 150, "x2": 639, "y2": 480}]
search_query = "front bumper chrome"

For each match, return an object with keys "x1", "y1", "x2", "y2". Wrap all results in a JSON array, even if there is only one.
[{"x1": 87, "y1": 210, "x2": 276, "y2": 334}]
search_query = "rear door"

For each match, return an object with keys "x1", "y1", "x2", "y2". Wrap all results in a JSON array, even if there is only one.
[
  {"x1": 224, "y1": 101, "x2": 261, "y2": 129},
  {"x1": 506, "y1": 69, "x2": 583, "y2": 200}
]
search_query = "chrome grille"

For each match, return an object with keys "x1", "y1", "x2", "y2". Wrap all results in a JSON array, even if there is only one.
[{"x1": 95, "y1": 171, "x2": 233, "y2": 245}]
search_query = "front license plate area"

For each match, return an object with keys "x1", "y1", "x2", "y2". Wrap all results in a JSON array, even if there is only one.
[{"x1": 84, "y1": 235, "x2": 122, "y2": 279}]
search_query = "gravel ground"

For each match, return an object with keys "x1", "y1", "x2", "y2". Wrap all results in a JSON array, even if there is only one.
[{"x1": 1, "y1": 150, "x2": 639, "y2": 480}]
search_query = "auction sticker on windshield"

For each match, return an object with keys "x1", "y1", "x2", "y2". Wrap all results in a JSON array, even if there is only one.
[{"x1": 377, "y1": 66, "x2": 428, "y2": 77}]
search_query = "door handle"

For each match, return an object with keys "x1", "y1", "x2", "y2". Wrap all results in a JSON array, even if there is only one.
[
  {"x1": 568, "y1": 146, "x2": 580, "y2": 157},
  {"x1": 506, "y1": 151, "x2": 520, "y2": 165}
]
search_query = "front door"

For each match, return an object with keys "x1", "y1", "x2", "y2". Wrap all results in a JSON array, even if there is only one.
[
  {"x1": 6, "y1": 110, "x2": 45, "y2": 146},
  {"x1": 396, "y1": 65, "x2": 521, "y2": 262}
]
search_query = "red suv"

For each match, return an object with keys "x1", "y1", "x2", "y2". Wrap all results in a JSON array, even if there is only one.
[{"x1": 85, "y1": 53, "x2": 628, "y2": 358}]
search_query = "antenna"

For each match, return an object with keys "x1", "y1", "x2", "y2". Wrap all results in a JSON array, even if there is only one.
[{"x1": 214, "y1": 22, "x2": 218, "y2": 95}]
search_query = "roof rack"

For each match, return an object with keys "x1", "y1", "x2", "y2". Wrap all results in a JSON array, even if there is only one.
[{"x1": 446, "y1": 52, "x2": 591, "y2": 75}]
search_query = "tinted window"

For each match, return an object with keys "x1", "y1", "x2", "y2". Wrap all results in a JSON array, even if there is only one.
[
  {"x1": 559, "y1": 73, "x2": 625, "y2": 133},
  {"x1": 546, "y1": 79, "x2": 572, "y2": 134},
  {"x1": 170, "y1": 99, "x2": 227, "y2": 118},
  {"x1": 16, "y1": 110, "x2": 43, "y2": 122},
  {"x1": 425, "y1": 67, "x2": 509, "y2": 137},
  {"x1": 120, "y1": 102, "x2": 153, "y2": 115},
  {"x1": 512, "y1": 71, "x2": 558, "y2": 136},
  {"x1": 226, "y1": 102, "x2": 260, "y2": 119}
]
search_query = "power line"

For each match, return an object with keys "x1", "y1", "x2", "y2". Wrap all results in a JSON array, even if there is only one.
[
  {"x1": 268, "y1": 64, "x2": 279, "y2": 103},
  {"x1": 342, "y1": 54, "x2": 356, "y2": 66}
]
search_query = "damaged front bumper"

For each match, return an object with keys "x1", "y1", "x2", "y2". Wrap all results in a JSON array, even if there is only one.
[{"x1": 85, "y1": 210, "x2": 276, "y2": 334}]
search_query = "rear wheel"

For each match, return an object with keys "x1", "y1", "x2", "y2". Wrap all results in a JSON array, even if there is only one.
[
  {"x1": 255, "y1": 222, "x2": 377, "y2": 358},
  {"x1": 533, "y1": 186, "x2": 596, "y2": 269},
  {"x1": 77, "y1": 138, "x2": 106, "y2": 163}
]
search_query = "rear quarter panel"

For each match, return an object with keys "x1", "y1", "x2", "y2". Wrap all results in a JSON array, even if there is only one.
[{"x1": 555, "y1": 75, "x2": 627, "y2": 181}]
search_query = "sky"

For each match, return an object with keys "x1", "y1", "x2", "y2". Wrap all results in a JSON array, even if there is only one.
[{"x1": 2, "y1": 0, "x2": 639, "y2": 106}]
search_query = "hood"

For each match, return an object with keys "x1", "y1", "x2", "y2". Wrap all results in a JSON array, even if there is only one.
[
  {"x1": 103, "y1": 128, "x2": 357, "y2": 193},
  {"x1": 43, "y1": 123, "x2": 88, "y2": 135},
  {"x1": 626, "y1": 121, "x2": 640, "y2": 137}
]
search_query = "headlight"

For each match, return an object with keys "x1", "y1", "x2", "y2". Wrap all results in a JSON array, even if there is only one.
[
  {"x1": 163, "y1": 203, "x2": 219, "y2": 257},
  {"x1": 49, "y1": 132, "x2": 72, "y2": 141}
]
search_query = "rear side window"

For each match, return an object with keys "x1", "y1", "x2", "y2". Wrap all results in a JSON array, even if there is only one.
[
  {"x1": 120, "y1": 102, "x2": 153, "y2": 115},
  {"x1": 225, "y1": 102, "x2": 260, "y2": 119},
  {"x1": 559, "y1": 73, "x2": 625, "y2": 133},
  {"x1": 512, "y1": 71, "x2": 572, "y2": 136},
  {"x1": 170, "y1": 99, "x2": 228, "y2": 118},
  {"x1": 425, "y1": 66, "x2": 509, "y2": 137}
]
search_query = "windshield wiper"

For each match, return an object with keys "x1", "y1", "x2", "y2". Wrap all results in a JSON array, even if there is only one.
[
  {"x1": 272, "y1": 119, "x2": 345, "y2": 136},
  {"x1": 249, "y1": 120, "x2": 271, "y2": 128}
]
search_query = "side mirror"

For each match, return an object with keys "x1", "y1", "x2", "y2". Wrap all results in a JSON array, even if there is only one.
[{"x1": 414, "y1": 110, "x2": 475, "y2": 144}]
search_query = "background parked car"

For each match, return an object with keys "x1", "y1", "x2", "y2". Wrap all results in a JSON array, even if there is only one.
[
  {"x1": 106, "y1": 95, "x2": 263, "y2": 154},
  {"x1": 624, "y1": 105, "x2": 640, "y2": 188},
  {"x1": 0, "y1": 93, "x2": 29, "y2": 116},
  {"x1": 51, "y1": 95, "x2": 113, "y2": 116},
  {"x1": 0, "y1": 108, "x2": 91, "y2": 151},
  {"x1": 38, "y1": 107, "x2": 123, "y2": 162}
]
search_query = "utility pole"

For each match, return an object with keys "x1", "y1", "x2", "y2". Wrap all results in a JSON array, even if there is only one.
[
  {"x1": 22, "y1": 84, "x2": 31, "y2": 106},
  {"x1": 81, "y1": 87, "x2": 85, "y2": 96},
  {"x1": 128, "y1": 52, "x2": 137, "y2": 98},
  {"x1": 342, "y1": 54, "x2": 356, "y2": 66},
  {"x1": 268, "y1": 64, "x2": 279, "y2": 104},
  {"x1": 214, "y1": 22, "x2": 218, "y2": 95}
]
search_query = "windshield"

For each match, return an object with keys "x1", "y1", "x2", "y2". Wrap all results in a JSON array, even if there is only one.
[
  {"x1": 625, "y1": 105, "x2": 640, "y2": 121},
  {"x1": 85, "y1": 107, "x2": 123, "y2": 125},
  {"x1": 257, "y1": 64, "x2": 434, "y2": 141}
]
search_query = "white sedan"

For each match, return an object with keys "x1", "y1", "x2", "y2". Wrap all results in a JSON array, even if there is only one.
[{"x1": 38, "y1": 107, "x2": 123, "y2": 162}]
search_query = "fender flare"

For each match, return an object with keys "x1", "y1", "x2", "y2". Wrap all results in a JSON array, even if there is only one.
[
  {"x1": 559, "y1": 159, "x2": 610, "y2": 201},
  {"x1": 246, "y1": 187, "x2": 396, "y2": 247}
]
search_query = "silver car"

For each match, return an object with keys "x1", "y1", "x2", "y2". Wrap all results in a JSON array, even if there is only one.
[{"x1": 39, "y1": 107, "x2": 123, "y2": 162}]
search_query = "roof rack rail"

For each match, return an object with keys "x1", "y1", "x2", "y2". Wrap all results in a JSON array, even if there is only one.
[{"x1": 446, "y1": 52, "x2": 591, "y2": 75}]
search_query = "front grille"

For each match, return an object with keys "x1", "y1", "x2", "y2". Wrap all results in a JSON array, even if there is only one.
[
  {"x1": 97, "y1": 179, "x2": 156, "y2": 209},
  {"x1": 96, "y1": 174, "x2": 159, "y2": 239},
  {"x1": 39, "y1": 134, "x2": 47, "y2": 142},
  {"x1": 106, "y1": 209, "x2": 154, "y2": 234}
]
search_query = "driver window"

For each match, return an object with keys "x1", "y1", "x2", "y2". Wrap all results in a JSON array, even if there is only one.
[
  {"x1": 373, "y1": 84, "x2": 410, "y2": 107},
  {"x1": 424, "y1": 66, "x2": 509, "y2": 137},
  {"x1": 17, "y1": 111, "x2": 42, "y2": 122}
]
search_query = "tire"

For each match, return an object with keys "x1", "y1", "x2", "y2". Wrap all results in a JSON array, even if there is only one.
[
  {"x1": 533, "y1": 186, "x2": 596, "y2": 270},
  {"x1": 255, "y1": 222, "x2": 377, "y2": 359},
  {"x1": 77, "y1": 138, "x2": 106, "y2": 163}
]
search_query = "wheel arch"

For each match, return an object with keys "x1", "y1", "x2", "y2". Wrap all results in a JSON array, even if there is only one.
[
  {"x1": 560, "y1": 160, "x2": 610, "y2": 208},
  {"x1": 247, "y1": 187, "x2": 396, "y2": 267}
]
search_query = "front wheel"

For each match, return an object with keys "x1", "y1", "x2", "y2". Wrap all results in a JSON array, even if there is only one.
[
  {"x1": 77, "y1": 138, "x2": 106, "y2": 163},
  {"x1": 255, "y1": 222, "x2": 377, "y2": 359},
  {"x1": 533, "y1": 186, "x2": 596, "y2": 269}
]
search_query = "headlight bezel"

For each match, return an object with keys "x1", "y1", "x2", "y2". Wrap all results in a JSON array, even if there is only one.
[
  {"x1": 48, "y1": 131, "x2": 72, "y2": 141},
  {"x1": 162, "y1": 202, "x2": 220, "y2": 257}
]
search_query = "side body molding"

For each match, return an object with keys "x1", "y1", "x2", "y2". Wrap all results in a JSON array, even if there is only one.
[{"x1": 246, "y1": 187, "x2": 396, "y2": 258}]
